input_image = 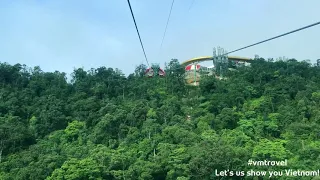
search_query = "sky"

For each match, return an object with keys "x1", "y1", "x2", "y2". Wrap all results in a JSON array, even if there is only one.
[{"x1": 0, "y1": 0, "x2": 319, "y2": 76}]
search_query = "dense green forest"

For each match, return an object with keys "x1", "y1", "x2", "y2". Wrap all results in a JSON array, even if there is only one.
[{"x1": 0, "y1": 58, "x2": 320, "y2": 180}]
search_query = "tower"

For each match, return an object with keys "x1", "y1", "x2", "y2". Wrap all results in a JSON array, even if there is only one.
[{"x1": 213, "y1": 46, "x2": 228, "y2": 78}]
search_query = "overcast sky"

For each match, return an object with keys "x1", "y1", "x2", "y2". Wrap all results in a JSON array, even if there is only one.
[{"x1": 0, "y1": 0, "x2": 319, "y2": 76}]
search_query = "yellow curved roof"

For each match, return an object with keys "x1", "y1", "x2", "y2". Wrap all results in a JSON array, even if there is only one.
[{"x1": 181, "y1": 56, "x2": 252, "y2": 66}]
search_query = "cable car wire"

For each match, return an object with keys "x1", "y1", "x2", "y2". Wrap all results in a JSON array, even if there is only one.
[
  {"x1": 159, "y1": 0, "x2": 175, "y2": 54},
  {"x1": 126, "y1": 0, "x2": 150, "y2": 66},
  {"x1": 223, "y1": 21, "x2": 320, "y2": 56},
  {"x1": 188, "y1": 0, "x2": 195, "y2": 11},
  {"x1": 169, "y1": 21, "x2": 320, "y2": 71}
]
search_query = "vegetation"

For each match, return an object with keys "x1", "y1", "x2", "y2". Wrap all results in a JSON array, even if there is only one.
[{"x1": 0, "y1": 57, "x2": 320, "y2": 179}]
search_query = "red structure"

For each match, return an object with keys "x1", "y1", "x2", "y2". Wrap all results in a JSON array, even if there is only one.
[
  {"x1": 185, "y1": 64, "x2": 201, "y2": 71},
  {"x1": 145, "y1": 67, "x2": 166, "y2": 77}
]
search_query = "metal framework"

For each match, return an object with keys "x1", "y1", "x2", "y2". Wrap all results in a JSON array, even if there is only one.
[
  {"x1": 213, "y1": 47, "x2": 229, "y2": 78},
  {"x1": 183, "y1": 47, "x2": 253, "y2": 85}
]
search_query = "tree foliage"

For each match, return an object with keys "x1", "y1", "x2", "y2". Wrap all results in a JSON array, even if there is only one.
[{"x1": 0, "y1": 58, "x2": 320, "y2": 179}]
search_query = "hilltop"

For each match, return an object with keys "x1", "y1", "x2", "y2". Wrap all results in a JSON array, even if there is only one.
[{"x1": 0, "y1": 57, "x2": 320, "y2": 179}]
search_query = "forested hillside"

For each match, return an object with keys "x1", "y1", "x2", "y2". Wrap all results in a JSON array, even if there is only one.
[{"x1": 0, "y1": 58, "x2": 320, "y2": 180}]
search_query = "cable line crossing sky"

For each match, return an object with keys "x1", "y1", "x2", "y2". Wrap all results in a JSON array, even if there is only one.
[
  {"x1": 159, "y1": 0, "x2": 175, "y2": 59},
  {"x1": 223, "y1": 21, "x2": 320, "y2": 56},
  {"x1": 126, "y1": 0, "x2": 150, "y2": 66}
]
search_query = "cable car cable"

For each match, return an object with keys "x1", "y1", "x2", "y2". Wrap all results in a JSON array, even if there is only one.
[
  {"x1": 159, "y1": 0, "x2": 175, "y2": 55},
  {"x1": 126, "y1": 0, "x2": 150, "y2": 66},
  {"x1": 188, "y1": 0, "x2": 195, "y2": 11},
  {"x1": 223, "y1": 21, "x2": 320, "y2": 56}
]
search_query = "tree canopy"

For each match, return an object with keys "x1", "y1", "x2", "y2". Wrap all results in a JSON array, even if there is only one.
[{"x1": 0, "y1": 58, "x2": 320, "y2": 179}]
